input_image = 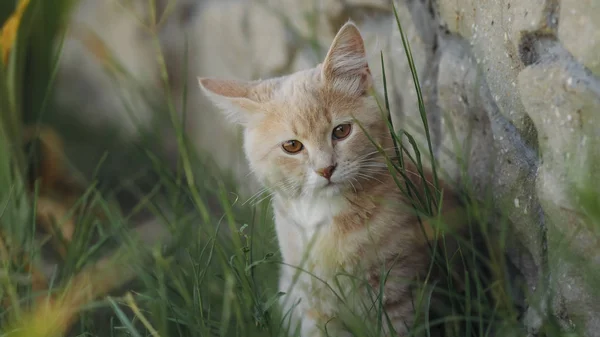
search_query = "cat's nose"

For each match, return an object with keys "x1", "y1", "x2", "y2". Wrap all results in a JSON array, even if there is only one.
[{"x1": 316, "y1": 164, "x2": 337, "y2": 180}]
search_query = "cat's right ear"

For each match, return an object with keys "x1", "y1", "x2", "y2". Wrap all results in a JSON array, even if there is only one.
[
  {"x1": 198, "y1": 77, "x2": 262, "y2": 125},
  {"x1": 321, "y1": 21, "x2": 372, "y2": 96}
]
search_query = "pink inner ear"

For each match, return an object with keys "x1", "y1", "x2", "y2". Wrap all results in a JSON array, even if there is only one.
[
  {"x1": 344, "y1": 33, "x2": 366, "y2": 55},
  {"x1": 201, "y1": 78, "x2": 249, "y2": 99}
]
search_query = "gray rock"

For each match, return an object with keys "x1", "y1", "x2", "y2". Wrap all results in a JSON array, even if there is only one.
[
  {"x1": 434, "y1": 35, "x2": 546, "y2": 300},
  {"x1": 388, "y1": 0, "x2": 439, "y2": 168},
  {"x1": 519, "y1": 52, "x2": 600, "y2": 336},
  {"x1": 389, "y1": 3, "x2": 548, "y2": 324},
  {"x1": 484, "y1": 85, "x2": 546, "y2": 299},
  {"x1": 559, "y1": 0, "x2": 600, "y2": 76},
  {"x1": 435, "y1": 36, "x2": 494, "y2": 193},
  {"x1": 435, "y1": 0, "x2": 557, "y2": 144}
]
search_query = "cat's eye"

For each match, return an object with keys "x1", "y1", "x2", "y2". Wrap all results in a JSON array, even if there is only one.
[
  {"x1": 332, "y1": 124, "x2": 352, "y2": 140},
  {"x1": 282, "y1": 140, "x2": 304, "y2": 154}
]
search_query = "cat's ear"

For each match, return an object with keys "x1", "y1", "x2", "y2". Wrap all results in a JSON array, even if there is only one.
[
  {"x1": 321, "y1": 21, "x2": 372, "y2": 96},
  {"x1": 198, "y1": 77, "x2": 263, "y2": 125}
]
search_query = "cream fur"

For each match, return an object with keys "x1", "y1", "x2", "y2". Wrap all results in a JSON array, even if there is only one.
[{"x1": 199, "y1": 21, "x2": 458, "y2": 336}]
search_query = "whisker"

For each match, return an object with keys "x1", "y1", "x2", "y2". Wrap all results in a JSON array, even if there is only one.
[
  {"x1": 243, "y1": 187, "x2": 270, "y2": 206},
  {"x1": 360, "y1": 167, "x2": 386, "y2": 174},
  {"x1": 354, "y1": 147, "x2": 397, "y2": 161},
  {"x1": 254, "y1": 191, "x2": 276, "y2": 205},
  {"x1": 347, "y1": 179, "x2": 357, "y2": 193},
  {"x1": 244, "y1": 178, "x2": 299, "y2": 205},
  {"x1": 355, "y1": 173, "x2": 385, "y2": 185},
  {"x1": 359, "y1": 164, "x2": 388, "y2": 168}
]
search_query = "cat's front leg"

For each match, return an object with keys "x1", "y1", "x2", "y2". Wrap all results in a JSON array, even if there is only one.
[
  {"x1": 278, "y1": 270, "x2": 335, "y2": 337},
  {"x1": 283, "y1": 302, "x2": 345, "y2": 337},
  {"x1": 278, "y1": 270, "x2": 316, "y2": 336}
]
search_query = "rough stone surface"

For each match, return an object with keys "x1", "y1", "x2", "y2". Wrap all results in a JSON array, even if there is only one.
[
  {"x1": 519, "y1": 52, "x2": 600, "y2": 333},
  {"x1": 55, "y1": 0, "x2": 600, "y2": 335},
  {"x1": 435, "y1": 0, "x2": 554, "y2": 143},
  {"x1": 387, "y1": 0, "x2": 439, "y2": 169},
  {"x1": 559, "y1": 0, "x2": 600, "y2": 76},
  {"x1": 435, "y1": 36, "x2": 494, "y2": 192}
]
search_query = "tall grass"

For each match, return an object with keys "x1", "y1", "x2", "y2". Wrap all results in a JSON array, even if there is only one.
[{"x1": 0, "y1": 0, "x2": 598, "y2": 336}]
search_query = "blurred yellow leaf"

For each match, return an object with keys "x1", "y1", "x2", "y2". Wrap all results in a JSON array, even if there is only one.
[
  {"x1": 72, "y1": 24, "x2": 123, "y2": 74},
  {"x1": 79, "y1": 27, "x2": 111, "y2": 65},
  {"x1": 4, "y1": 248, "x2": 138, "y2": 337},
  {"x1": 0, "y1": 0, "x2": 31, "y2": 65}
]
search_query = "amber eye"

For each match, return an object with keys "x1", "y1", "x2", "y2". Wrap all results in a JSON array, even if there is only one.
[
  {"x1": 282, "y1": 140, "x2": 304, "y2": 154},
  {"x1": 332, "y1": 123, "x2": 352, "y2": 140}
]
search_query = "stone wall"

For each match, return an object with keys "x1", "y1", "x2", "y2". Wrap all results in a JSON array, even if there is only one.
[{"x1": 56, "y1": 0, "x2": 600, "y2": 335}]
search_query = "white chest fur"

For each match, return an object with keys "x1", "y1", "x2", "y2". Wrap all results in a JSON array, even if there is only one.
[
  {"x1": 285, "y1": 195, "x2": 345, "y2": 242},
  {"x1": 273, "y1": 193, "x2": 355, "y2": 271},
  {"x1": 274, "y1": 194, "x2": 366, "y2": 334}
]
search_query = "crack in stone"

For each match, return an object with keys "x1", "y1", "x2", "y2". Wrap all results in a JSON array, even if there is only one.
[
  {"x1": 518, "y1": 31, "x2": 556, "y2": 66},
  {"x1": 517, "y1": 0, "x2": 561, "y2": 66}
]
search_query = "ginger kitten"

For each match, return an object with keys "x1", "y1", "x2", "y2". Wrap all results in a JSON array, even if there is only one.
[{"x1": 199, "y1": 21, "x2": 461, "y2": 337}]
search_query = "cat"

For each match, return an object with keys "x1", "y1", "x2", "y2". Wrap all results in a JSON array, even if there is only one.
[{"x1": 199, "y1": 21, "x2": 463, "y2": 337}]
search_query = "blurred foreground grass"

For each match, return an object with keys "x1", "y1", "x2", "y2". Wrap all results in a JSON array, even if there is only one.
[
  {"x1": 0, "y1": 1, "x2": 280, "y2": 336},
  {"x1": 0, "y1": 1, "x2": 598, "y2": 337}
]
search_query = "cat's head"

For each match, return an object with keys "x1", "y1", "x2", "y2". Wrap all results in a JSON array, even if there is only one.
[{"x1": 199, "y1": 22, "x2": 391, "y2": 198}]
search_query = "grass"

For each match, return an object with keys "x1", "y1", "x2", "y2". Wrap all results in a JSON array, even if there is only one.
[{"x1": 0, "y1": 0, "x2": 599, "y2": 337}]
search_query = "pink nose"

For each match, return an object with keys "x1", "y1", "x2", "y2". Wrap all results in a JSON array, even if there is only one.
[{"x1": 316, "y1": 165, "x2": 336, "y2": 180}]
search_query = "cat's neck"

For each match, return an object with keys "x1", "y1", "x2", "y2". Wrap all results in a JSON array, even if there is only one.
[{"x1": 271, "y1": 171, "x2": 400, "y2": 238}]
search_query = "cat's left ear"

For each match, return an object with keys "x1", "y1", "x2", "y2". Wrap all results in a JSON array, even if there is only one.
[
  {"x1": 198, "y1": 77, "x2": 263, "y2": 125},
  {"x1": 321, "y1": 21, "x2": 372, "y2": 96}
]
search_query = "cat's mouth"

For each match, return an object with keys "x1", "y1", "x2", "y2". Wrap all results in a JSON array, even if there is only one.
[
  {"x1": 321, "y1": 180, "x2": 343, "y2": 195},
  {"x1": 324, "y1": 178, "x2": 340, "y2": 187}
]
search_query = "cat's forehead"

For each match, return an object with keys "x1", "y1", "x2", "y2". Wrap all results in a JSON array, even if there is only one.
[{"x1": 261, "y1": 70, "x2": 358, "y2": 139}]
